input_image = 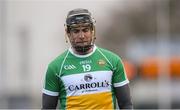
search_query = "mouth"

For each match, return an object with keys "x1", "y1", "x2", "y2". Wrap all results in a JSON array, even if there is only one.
[
  {"x1": 75, "y1": 41, "x2": 89, "y2": 46},
  {"x1": 76, "y1": 41, "x2": 88, "y2": 43}
]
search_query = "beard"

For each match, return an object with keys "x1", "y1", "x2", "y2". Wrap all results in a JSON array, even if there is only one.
[
  {"x1": 73, "y1": 44, "x2": 93, "y2": 54},
  {"x1": 70, "y1": 37, "x2": 95, "y2": 54}
]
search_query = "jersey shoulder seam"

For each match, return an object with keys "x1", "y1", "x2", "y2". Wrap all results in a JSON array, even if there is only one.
[{"x1": 48, "y1": 50, "x2": 69, "y2": 77}]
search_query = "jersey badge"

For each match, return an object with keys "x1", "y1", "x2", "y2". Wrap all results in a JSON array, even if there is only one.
[{"x1": 97, "y1": 59, "x2": 106, "y2": 66}]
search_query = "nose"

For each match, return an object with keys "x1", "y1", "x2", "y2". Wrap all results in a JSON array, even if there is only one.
[{"x1": 79, "y1": 31, "x2": 85, "y2": 38}]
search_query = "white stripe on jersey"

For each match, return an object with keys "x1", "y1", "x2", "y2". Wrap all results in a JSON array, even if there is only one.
[
  {"x1": 114, "y1": 79, "x2": 129, "y2": 87},
  {"x1": 59, "y1": 50, "x2": 70, "y2": 77},
  {"x1": 42, "y1": 88, "x2": 59, "y2": 96}
]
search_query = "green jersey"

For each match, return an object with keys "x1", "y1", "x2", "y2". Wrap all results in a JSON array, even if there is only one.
[{"x1": 43, "y1": 45, "x2": 129, "y2": 109}]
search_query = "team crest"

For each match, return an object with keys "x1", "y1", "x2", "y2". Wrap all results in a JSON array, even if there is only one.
[{"x1": 98, "y1": 59, "x2": 106, "y2": 66}]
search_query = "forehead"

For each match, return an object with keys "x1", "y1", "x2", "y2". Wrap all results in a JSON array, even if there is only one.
[{"x1": 69, "y1": 23, "x2": 91, "y2": 29}]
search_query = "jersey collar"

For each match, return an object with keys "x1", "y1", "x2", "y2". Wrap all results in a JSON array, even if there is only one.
[{"x1": 69, "y1": 45, "x2": 97, "y2": 58}]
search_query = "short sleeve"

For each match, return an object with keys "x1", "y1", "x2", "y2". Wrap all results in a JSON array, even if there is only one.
[
  {"x1": 112, "y1": 58, "x2": 129, "y2": 87},
  {"x1": 42, "y1": 65, "x2": 60, "y2": 96}
]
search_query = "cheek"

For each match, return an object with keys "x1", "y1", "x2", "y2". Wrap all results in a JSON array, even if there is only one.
[
  {"x1": 70, "y1": 33, "x2": 79, "y2": 39},
  {"x1": 69, "y1": 37, "x2": 75, "y2": 43},
  {"x1": 87, "y1": 33, "x2": 93, "y2": 39},
  {"x1": 68, "y1": 34, "x2": 76, "y2": 41},
  {"x1": 69, "y1": 36, "x2": 78, "y2": 44}
]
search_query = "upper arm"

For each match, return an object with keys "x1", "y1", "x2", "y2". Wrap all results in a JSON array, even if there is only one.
[
  {"x1": 111, "y1": 56, "x2": 133, "y2": 109},
  {"x1": 42, "y1": 93, "x2": 58, "y2": 109},
  {"x1": 114, "y1": 84, "x2": 133, "y2": 109},
  {"x1": 42, "y1": 64, "x2": 60, "y2": 108}
]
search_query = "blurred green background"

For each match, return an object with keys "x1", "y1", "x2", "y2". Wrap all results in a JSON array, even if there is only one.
[{"x1": 0, "y1": 0, "x2": 180, "y2": 109}]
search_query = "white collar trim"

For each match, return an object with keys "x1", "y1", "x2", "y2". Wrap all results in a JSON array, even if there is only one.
[{"x1": 69, "y1": 45, "x2": 97, "y2": 58}]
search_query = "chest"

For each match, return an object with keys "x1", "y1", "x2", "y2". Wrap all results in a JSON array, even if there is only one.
[
  {"x1": 61, "y1": 57, "x2": 111, "y2": 75},
  {"x1": 60, "y1": 58, "x2": 113, "y2": 96}
]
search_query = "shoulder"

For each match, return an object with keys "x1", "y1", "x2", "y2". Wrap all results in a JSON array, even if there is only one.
[
  {"x1": 97, "y1": 47, "x2": 121, "y2": 60},
  {"x1": 96, "y1": 47, "x2": 124, "y2": 70},
  {"x1": 48, "y1": 50, "x2": 69, "y2": 68}
]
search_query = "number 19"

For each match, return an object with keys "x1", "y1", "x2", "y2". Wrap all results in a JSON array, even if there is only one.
[{"x1": 82, "y1": 64, "x2": 91, "y2": 72}]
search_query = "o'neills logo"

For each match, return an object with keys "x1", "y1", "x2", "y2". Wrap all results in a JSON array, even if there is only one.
[{"x1": 68, "y1": 80, "x2": 110, "y2": 91}]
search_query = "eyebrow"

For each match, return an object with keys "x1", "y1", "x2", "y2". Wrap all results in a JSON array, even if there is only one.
[{"x1": 71, "y1": 26, "x2": 90, "y2": 30}]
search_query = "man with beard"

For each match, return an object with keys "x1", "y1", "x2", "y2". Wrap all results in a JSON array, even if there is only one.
[{"x1": 42, "y1": 8, "x2": 133, "y2": 109}]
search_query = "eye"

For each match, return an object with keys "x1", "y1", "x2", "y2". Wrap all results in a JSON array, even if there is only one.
[
  {"x1": 82, "y1": 28, "x2": 90, "y2": 32},
  {"x1": 71, "y1": 29, "x2": 80, "y2": 34}
]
